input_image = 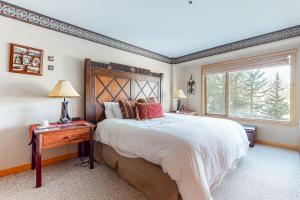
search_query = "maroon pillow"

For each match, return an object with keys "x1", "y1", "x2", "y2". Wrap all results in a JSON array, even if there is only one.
[
  {"x1": 148, "y1": 96, "x2": 157, "y2": 103},
  {"x1": 137, "y1": 97, "x2": 157, "y2": 103},
  {"x1": 119, "y1": 100, "x2": 136, "y2": 119},
  {"x1": 137, "y1": 98, "x2": 147, "y2": 103},
  {"x1": 136, "y1": 103, "x2": 164, "y2": 120}
]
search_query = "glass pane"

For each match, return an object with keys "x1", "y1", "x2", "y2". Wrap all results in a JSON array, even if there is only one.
[
  {"x1": 205, "y1": 73, "x2": 226, "y2": 114},
  {"x1": 229, "y1": 66, "x2": 290, "y2": 121}
]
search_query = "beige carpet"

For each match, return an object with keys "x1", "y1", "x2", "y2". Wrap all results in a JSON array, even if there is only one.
[{"x1": 0, "y1": 145, "x2": 299, "y2": 200}]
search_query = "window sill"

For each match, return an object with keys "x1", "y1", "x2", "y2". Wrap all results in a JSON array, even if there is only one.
[{"x1": 203, "y1": 114, "x2": 295, "y2": 127}]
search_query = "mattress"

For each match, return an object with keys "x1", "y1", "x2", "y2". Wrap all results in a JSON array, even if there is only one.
[
  {"x1": 94, "y1": 142, "x2": 180, "y2": 200},
  {"x1": 94, "y1": 113, "x2": 249, "y2": 200}
]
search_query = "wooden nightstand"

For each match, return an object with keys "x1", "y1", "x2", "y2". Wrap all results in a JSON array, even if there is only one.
[
  {"x1": 29, "y1": 120, "x2": 95, "y2": 188},
  {"x1": 170, "y1": 111, "x2": 198, "y2": 116}
]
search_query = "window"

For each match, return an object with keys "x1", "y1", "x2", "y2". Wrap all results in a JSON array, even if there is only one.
[
  {"x1": 206, "y1": 73, "x2": 226, "y2": 115},
  {"x1": 202, "y1": 50, "x2": 296, "y2": 125}
]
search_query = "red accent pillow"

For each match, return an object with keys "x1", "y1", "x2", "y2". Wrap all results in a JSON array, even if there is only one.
[
  {"x1": 136, "y1": 103, "x2": 164, "y2": 120},
  {"x1": 137, "y1": 97, "x2": 157, "y2": 103}
]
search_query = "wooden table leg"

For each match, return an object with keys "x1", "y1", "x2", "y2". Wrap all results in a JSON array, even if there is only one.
[
  {"x1": 35, "y1": 136, "x2": 42, "y2": 188},
  {"x1": 31, "y1": 136, "x2": 36, "y2": 170},
  {"x1": 89, "y1": 128, "x2": 94, "y2": 169}
]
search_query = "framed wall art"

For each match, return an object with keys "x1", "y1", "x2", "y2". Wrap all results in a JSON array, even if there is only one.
[
  {"x1": 9, "y1": 43, "x2": 43, "y2": 76},
  {"x1": 187, "y1": 75, "x2": 196, "y2": 95}
]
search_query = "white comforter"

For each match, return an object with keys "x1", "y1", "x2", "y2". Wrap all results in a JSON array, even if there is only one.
[{"x1": 94, "y1": 113, "x2": 249, "y2": 200}]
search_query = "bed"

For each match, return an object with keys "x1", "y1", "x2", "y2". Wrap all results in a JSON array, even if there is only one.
[{"x1": 84, "y1": 59, "x2": 249, "y2": 200}]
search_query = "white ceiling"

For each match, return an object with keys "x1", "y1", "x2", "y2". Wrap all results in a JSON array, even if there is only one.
[{"x1": 5, "y1": 0, "x2": 300, "y2": 57}]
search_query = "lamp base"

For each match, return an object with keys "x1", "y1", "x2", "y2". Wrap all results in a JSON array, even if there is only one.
[
  {"x1": 177, "y1": 98, "x2": 182, "y2": 112},
  {"x1": 60, "y1": 100, "x2": 72, "y2": 124}
]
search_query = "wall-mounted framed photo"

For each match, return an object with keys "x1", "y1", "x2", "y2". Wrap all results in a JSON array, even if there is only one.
[{"x1": 9, "y1": 43, "x2": 43, "y2": 76}]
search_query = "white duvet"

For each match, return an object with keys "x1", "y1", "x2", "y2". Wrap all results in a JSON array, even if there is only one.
[{"x1": 94, "y1": 113, "x2": 249, "y2": 200}]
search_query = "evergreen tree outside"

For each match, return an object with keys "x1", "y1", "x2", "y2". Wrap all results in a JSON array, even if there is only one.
[
  {"x1": 242, "y1": 69, "x2": 268, "y2": 117},
  {"x1": 205, "y1": 66, "x2": 290, "y2": 122},
  {"x1": 260, "y1": 72, "x2": 289, "y2": 120},
  {"x1": 206, "y1": 73, "x2": 226, "y2": 114},
  {"x1": 229, "y1": 71, "x2": 247, "y2": 116},
  {"x1": 229, "y1": 69, "x2": 268, "y2": 118}
]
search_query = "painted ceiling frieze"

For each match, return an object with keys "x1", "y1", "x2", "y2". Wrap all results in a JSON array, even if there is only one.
[
  {"x1": 1, "y1": 1, "x2": 299, "y2": 64},
  {"x1": 0, "y1": 1, "x2": 171, "y2": 63},
  {"x1": 175, "y1": 25, "x2": 300, "y2": 64}
]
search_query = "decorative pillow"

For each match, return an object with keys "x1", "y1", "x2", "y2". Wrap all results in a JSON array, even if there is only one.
[
  {"x1": 148, "y1": 96, "x2": 158, "y2": 103},
  {"x1": 112, "y1": 103, "x2": 123, "y2": 119},
  {"x1": 103, "y1": 102, "x2": 116, "y2": 119},
  {"x1": 136, "y1": 103, "x2": 164, "y2": 120},
  {"x1": 137, "y1": 97, "x2": 158, "y2": 103},
  {"x1": 137, "y1": 98, "x2": 147, "y2": 103},
  {"x1": 118, "y1": 100, "x2": 136, "y2": 119}
]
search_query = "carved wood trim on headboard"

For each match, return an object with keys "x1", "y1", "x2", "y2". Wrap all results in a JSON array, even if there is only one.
[{"x1": 84, "y1": 58, "x2": 163, "y2": 123}]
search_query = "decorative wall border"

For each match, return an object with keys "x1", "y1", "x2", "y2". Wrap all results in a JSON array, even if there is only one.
[
  {"x1": 0, "y1": 1, "x2": 171, "y2": 63},
  {"x1": 0, "y1": 1, "x2": 300, "y2": 64},
  {"x1": 174, "y1": 25, "x2": 300, "y2": 64}
]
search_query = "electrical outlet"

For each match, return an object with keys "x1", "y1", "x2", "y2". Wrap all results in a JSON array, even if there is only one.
[
  {"x1": 48, "y1": 56, "x2": 54, "y2": 61},
  {"x1": 48, "y1": 65, "x2": 54, "y2": 71}
]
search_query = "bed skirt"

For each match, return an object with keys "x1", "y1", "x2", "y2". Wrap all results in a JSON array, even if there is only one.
[{"x1": 94, "y1": 141, "x2": 180, "y2": 200}]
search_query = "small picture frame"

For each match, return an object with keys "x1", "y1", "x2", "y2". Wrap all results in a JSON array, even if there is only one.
[
  {"x1": 9, "y1": 43, "x2": 43, "y2": 76},
  {"x1": 22, "y1": 55, "x2": 32, "y2": 65}
]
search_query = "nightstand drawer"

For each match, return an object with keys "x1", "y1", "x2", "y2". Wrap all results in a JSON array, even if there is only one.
[{"x1": 42, "y1": 128, "x2": 90, "y2": 148}]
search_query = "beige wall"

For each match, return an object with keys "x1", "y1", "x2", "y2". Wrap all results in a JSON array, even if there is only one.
[
  {"x1": 1, "y1": 14, "x2": 299, "y2": 171},
  {"x1": 173, "y1": 37, "x2": 300, "y2": 147},
  {"x1": 0, "y1": 16, "x2": 172, "y2": 170}
]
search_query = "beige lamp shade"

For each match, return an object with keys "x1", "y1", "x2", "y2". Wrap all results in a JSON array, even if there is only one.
[
  {"x1": 174, "y1": 89, "x2": 187, "y2": 99},
  {"x1": 48, "y1": 80, "x2": 80, "y2": 98}
]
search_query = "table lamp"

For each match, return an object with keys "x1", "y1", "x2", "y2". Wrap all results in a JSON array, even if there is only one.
[
  {"x1": 48, "y1": 80, "x2": 80, "y2": 123},
  {"x1": 174, "y1": 89, "x2": 187, "y2": 112}
]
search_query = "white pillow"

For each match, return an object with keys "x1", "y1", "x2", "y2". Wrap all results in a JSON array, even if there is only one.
[
  {"x1": 104, "y1": 102, "x2": 115, "y2": 119},
  {"x1": 112, "y1": 103, "x2": 123, "y2": 119}
]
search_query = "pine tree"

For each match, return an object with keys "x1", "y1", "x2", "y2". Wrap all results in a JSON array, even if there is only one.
[
  {"x1": 260, "y1": 73, "x2": 289, "y2": 120},
  {"x1": 206, "y1": 73, "x2": 226, "y2": 114},
  {"x1": 242, "y1": 69, "x2": 268, "y2": 117},
  {"x1": 229, "y1": 71, "x2": 247, "y2": 116}
]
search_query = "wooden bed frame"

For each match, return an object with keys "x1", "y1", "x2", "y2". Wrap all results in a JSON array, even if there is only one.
[
  {"x1": 84, "y1": 59, "x2": 180, "y2": 200},
  {"x1": 85, "y1": 58, "x2": 163, "y2": 123}
]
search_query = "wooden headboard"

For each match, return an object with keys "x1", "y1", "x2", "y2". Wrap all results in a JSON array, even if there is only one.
[{"x1": 84, "y1": 59, "x2": 163, "y2": 123}]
